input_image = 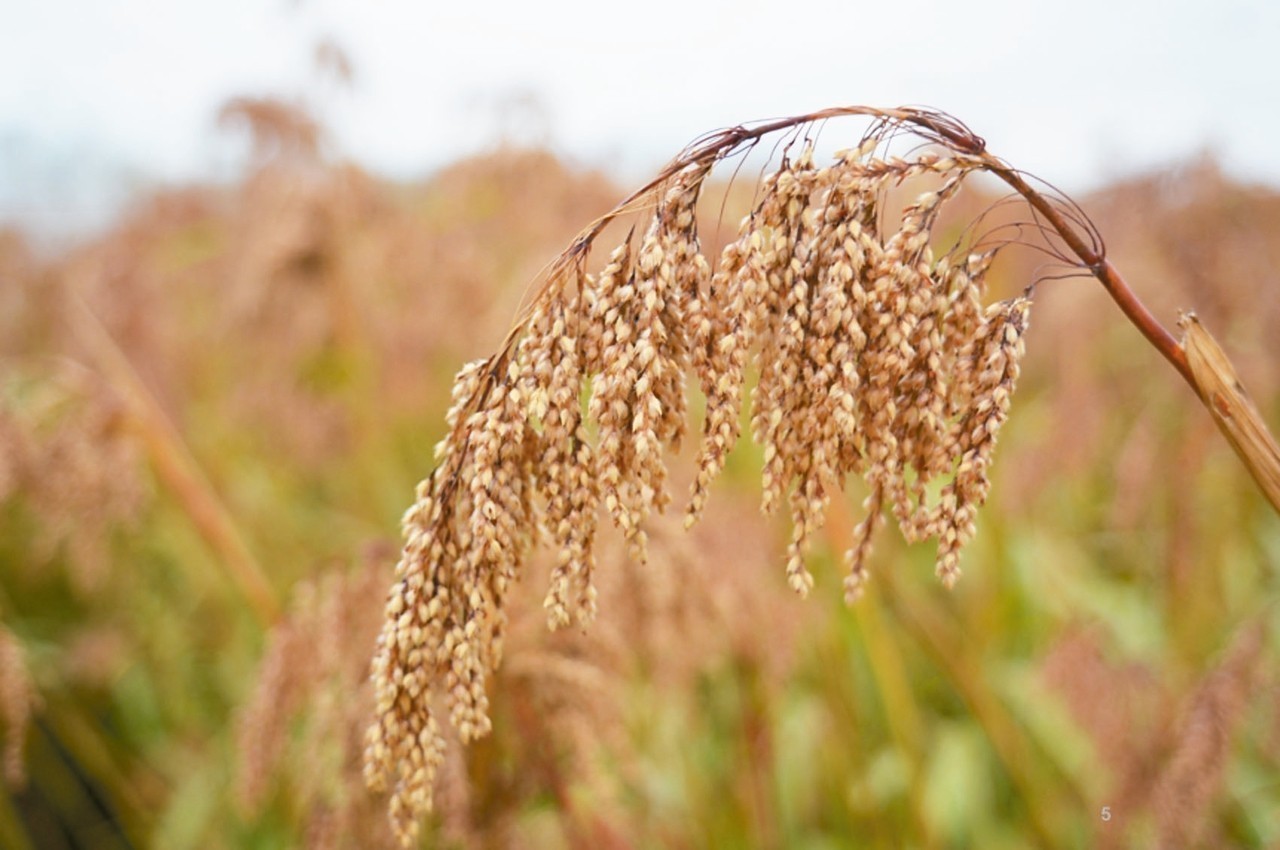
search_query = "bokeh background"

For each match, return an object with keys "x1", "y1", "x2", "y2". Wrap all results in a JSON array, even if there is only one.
[{"x1": 2, "y1": 2, "x2": 1279, "y2": 848}]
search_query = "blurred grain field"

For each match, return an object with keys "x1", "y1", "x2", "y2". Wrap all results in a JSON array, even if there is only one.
[{"x1": 1, "y1": 106, "x2": 1278, "y2": 849}]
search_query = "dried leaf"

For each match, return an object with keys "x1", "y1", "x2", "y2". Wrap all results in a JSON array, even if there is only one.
[{"x1": 1179, "y1": 312, "x2": 1280, "y2": 514}]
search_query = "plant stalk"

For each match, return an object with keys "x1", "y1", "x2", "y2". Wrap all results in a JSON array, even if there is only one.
[
  {"x1": 68, "y1": 295, "x2": 282, "y2": 627},
  {"x1": 981, "y1": 164, "x2": 1195, "y2": 390}
]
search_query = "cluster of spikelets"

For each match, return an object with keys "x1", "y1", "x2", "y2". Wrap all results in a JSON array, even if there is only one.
[{"x1": 364, "y1": 118, "x2": 1034, "y2": 842}]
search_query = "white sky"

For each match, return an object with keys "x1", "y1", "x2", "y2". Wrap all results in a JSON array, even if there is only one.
[{"x1": 2, "y1": 0, "x2": 1278, "y2": 236}]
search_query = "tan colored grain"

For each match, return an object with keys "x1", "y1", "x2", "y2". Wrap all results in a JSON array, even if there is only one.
[{"x1": 366, "y1": 116, "x2": 1039, "y2": 843}]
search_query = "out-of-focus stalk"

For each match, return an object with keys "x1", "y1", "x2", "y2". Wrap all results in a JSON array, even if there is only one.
[{"x1": 68, "y1": 296, "x2": 282, "y2": 627}]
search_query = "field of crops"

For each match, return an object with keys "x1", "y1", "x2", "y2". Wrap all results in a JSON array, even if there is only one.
[{"x1": 1, "y1": 105, "x2": 1278, "y2": 848}]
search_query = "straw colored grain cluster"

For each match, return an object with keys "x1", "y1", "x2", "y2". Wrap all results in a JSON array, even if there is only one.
[{"x1": 364, "y1": 111, "x2": 1038, "y2": 842}]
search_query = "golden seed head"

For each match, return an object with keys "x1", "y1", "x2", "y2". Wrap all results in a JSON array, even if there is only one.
[{"x1": 365, "y1": 125, "x2": 1037, "y2": 841}]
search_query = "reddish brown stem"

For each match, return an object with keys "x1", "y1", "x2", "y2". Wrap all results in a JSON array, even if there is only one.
[
  {"x1": 1095, "y1": 258, "x2": 1194, "y2": 389},
  {"x1": 984, "y1": 165, "x2": 1195, "y2": 390}
]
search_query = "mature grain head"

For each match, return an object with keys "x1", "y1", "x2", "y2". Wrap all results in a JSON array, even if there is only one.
[{"x1": 366, "y1": 109, "x2": 1042, "y2": 842}]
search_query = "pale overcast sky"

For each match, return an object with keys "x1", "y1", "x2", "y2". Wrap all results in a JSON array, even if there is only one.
[{"x1": 2, "y1": 0, "x2": 1277, "y2": 236}]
